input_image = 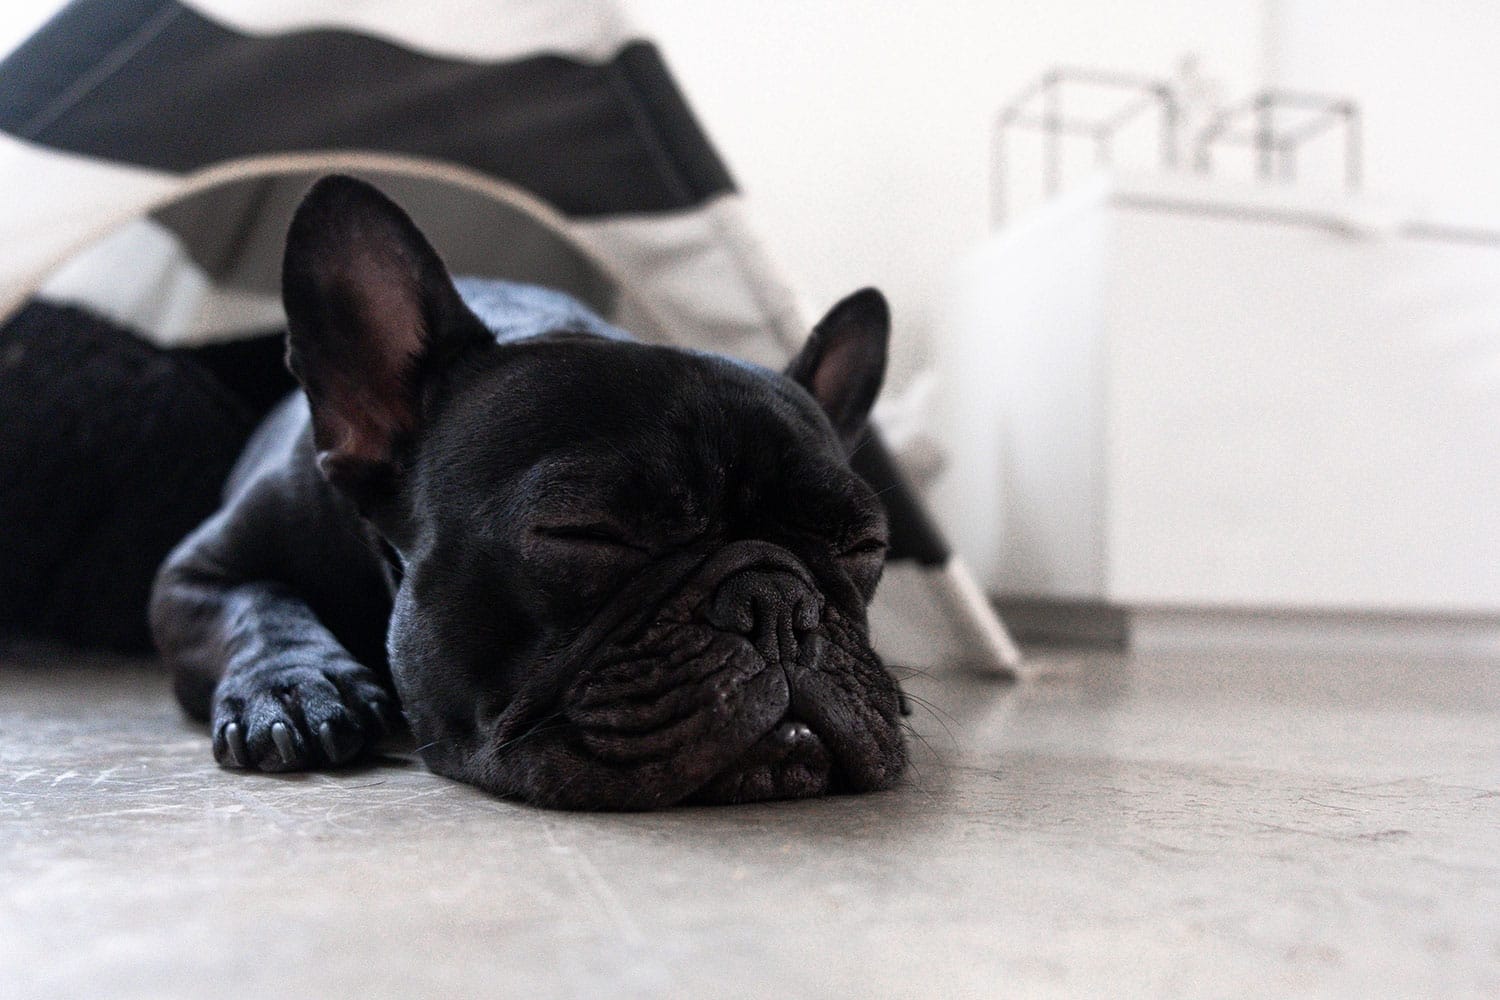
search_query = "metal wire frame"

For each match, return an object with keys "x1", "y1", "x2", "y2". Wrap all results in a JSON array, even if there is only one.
[
  {"x1": 990, "y1": 68, "x2": 1179, "y2": 227},
  {"x1": 1193, "y1": 90, "x2": 1362, "y2": 192},
  {"x1": 991, "y1": 70, "x2": 1364, "y2": 227}
]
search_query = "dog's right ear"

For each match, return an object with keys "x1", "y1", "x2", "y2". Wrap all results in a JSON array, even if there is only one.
[
  {"x1": 786, "y1": 287, "x2": 890, "y2": 444},
  {"x1": 282, "y1": 175, "x2": 488, "y2": 504}
]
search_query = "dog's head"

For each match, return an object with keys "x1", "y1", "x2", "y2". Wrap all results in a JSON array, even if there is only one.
[{"x1": 282, "y1": 176, "x2": 906, "y2": 809}]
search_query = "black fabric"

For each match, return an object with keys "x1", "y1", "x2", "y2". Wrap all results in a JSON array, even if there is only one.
[
  {"x1": 0, "y1": 1, "x2": 735, "y2": 217},
  {"x1": 170, "y1": 333, "x2": 298, "y2": 419},
  {"x1": 849, "y1": 431, "x2": 950, "y2": 567},
  {"x1": 0, "y1": 302, "x2": 265, "y2": 651}
]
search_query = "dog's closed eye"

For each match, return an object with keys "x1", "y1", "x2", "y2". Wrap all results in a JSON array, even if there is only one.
[
  {"x1": 835, "y1": 534, "x2": 887, "y2": 598},
  {"x1": 840, "y1": 537, "x2": 887, "y2": 559},
  {"x1": 532, "y1": 523, "x2": 645, "y2": 552}
]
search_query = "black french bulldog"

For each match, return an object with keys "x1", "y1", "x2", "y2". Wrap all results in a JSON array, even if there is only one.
[{"x1": 146, "y1": 176, "x2": 907, "y2": 809}]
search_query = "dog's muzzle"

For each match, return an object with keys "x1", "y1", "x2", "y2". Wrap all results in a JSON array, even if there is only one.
[{"x1": 558, "y1": 540, "x2": 904, "y2": 806}]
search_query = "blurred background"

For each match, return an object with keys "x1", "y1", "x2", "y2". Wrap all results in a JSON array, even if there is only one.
[
  {"x1": 631, "y1": 1, "x2": 1500, "y2": 384},
  {"x1": 4, "y1": 0, "x2": 1498, "y2": 650},
  {"x1": 644, "y1": 1, "x2": 1500, "y2": 650}
]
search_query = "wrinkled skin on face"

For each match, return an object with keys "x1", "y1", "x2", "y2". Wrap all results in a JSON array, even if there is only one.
[
  {"x1": 379, "y1": 340, "x2": 907, "y2": 809},
  {"x1": 277, "y1": 176, "x2": 907, "y2": 809}
]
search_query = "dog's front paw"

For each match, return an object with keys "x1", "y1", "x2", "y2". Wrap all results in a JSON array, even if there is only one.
[{"x1": 211, "y1": 659, "x2": 400, "y2": 772}]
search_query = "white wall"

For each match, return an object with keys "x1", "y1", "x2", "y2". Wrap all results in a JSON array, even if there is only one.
[
  {"x1": 626, "y1": 1, "x2": 1261, "y2": 383},
  {"x1": 0, "y1": 2, "x2": 56, "y2": 59},
  {"x1": 1269, "y1": 0, "x2": 1500, "y2": 225},
  {"x1": 631, "y1": 0, "x2": 1500, "y2": 381}
]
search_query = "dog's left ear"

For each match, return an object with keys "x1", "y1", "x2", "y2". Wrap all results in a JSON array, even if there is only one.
[
  {"x1": 787, "y1": 287, "x2": 890, "y2": 442},
  {"x1": 282, "y1": 175, "x2": 488, "y2": 505}
]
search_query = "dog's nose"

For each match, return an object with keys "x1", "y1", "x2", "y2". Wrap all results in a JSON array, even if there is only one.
[{"x1": 706, "y1": 570, "x2": 822, "y2": 663}]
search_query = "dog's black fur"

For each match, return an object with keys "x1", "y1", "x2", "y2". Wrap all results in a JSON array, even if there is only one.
[{"x1": 6, "y1": 176, "x2": 907, "y2": 809}]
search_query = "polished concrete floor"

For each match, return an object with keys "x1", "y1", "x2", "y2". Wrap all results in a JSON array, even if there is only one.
[{"x1": 2, "y1": 641, "x2": 1496, "y2": 998}]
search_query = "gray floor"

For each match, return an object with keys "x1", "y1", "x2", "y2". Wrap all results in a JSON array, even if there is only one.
[{"x1": 3, "y1": 643, "x2": 1496, "y2": 999}]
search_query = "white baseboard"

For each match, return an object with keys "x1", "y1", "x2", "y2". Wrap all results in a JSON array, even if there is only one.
[
  {"x1": 993, "y1": 597, "x2": 1500, "y2": 657},
  {"x1": 1129, "y1": 607, "x2": 1500, "y2": 657}
]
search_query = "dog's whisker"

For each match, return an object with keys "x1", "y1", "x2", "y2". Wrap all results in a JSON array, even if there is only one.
[
  {"x1": 900, "y1": 721, "x2": 947, "y2": 759},
  {"x1": 894, "y1": 739, "x2": 936, "y2": 798},
  {"x1": 845, "y1": 432, "x2": 876, "y2": 461},
  {"x1": 899, "y1": 691, "x2": 959, "y2": 735},
  {"x1": 488, "y1": 714, "x2": 567, "y2": 760}
]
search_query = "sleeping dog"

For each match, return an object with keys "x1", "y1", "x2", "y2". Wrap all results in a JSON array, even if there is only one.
[{"x1": 142, "y1": 176, "x2": 907, "y2": 809}]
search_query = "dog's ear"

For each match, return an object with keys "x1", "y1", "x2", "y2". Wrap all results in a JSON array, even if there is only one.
[
  {"x1": 282, "y1": 175, "x2": 487, "y2": 503},
  {"x1": 786, "y1": 287, "x2": 889, "y2": 442}
]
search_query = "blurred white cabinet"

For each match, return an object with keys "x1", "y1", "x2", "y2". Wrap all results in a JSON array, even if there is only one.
[{"x1": 936, "y1": 173, "x2": 1500, "y2": 614}]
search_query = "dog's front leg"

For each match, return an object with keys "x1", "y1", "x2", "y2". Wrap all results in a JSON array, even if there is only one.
[{"x1": 150, "y1": 502, "x2": 400, "y2": 772}]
